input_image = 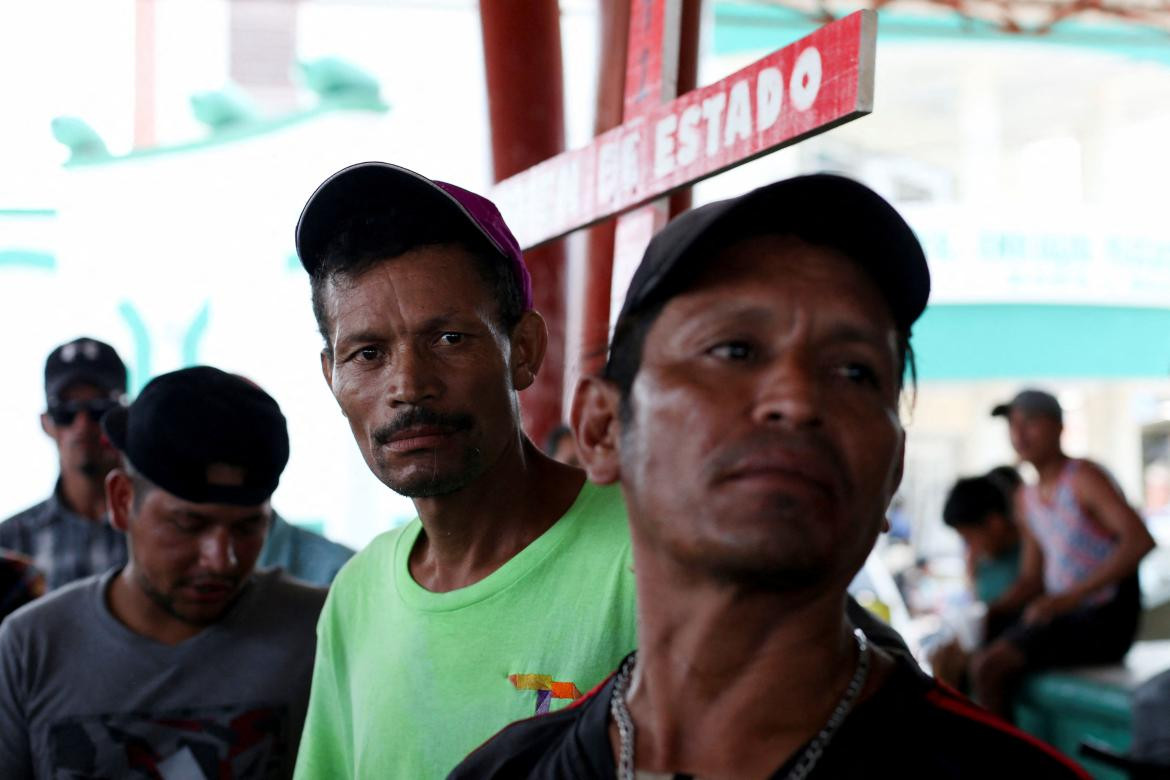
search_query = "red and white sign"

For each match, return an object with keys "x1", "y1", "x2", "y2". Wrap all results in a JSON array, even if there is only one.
[{"x1": 492, "y1": 10, "x2": 876, "y2": 250}]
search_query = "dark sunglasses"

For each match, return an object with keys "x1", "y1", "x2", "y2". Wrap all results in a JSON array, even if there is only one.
[{"x1": 48, "y1": 398, "x2": 123, "y2": 426}]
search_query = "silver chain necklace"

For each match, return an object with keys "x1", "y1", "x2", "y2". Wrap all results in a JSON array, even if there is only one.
[{"x1": 609, "y1": 628, "x2": 871, "y2": 780}]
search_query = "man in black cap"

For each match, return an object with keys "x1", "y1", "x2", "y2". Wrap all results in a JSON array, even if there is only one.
[
  {"x1": 0, "y1": 366, "x2": 326, "y2": 779},
  {"x1": 970, "y1": 389, "x2": 1154, "y2": 718},
  {"x1": 453, "y1": 175, "x2": 1089, "y2": 778},
  {"x1": 1, "y1": 337, "x2": 130, "y2": 590}
]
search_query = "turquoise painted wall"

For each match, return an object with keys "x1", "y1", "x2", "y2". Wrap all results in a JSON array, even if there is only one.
[{"x1": 915, "y1": 304, "x2": 1170, "y2": 380}]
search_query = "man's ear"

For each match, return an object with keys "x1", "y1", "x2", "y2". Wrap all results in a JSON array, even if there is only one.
[
  {"x1": 509, "y1": 310, "x2": 548, "y2": 391},
  {"x1": 570, "y1": 376, "x2": 622, "y2": 485},
  {"x1": 320, "y1": 350, "x2": 335, "y2": 392},
  {"x1": 40, "y1": 412, "x2": 54, "y2": 438},
  {"x1": 882, "y1": 434, "x2": 906, "y2": 535},
  {"x1": 106, "y1": 469, "x2": 134, "y2": 533}
]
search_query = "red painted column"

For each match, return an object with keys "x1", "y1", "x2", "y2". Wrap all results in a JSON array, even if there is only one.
[
  {"x1": 669, "y1": 0, "x2": 701, "y2": 218},
  {"x1": 579, "y1": 0, "x2": 700, "y2": 380},
  {"x1": 579, "y1": 0, "x2": 630, "y2": 379},
  {"x1": 479, "y1": 0, "x2": 567, "y2": 444}
]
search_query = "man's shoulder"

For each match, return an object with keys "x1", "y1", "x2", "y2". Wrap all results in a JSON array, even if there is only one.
[
  {"x1": 327, "y1": 522, "x2": 413, "y2": 595},
  {"x1": 890, "y1": 671, "x2": 1090, "y2": 778},
  {"x1": 571, "y1": 481, "x2": 626, "y2": 520},
  {"x1": 250, "y1": 569, "x2": 330, "y2": 615},
  {"x1": 284, "y1": 522, "x2": 355, "y2": 558},
  {"x1": 1, "y1": 573, "x2": 100, "y2": 642},
  {"x1": 0, "y1": 496, "x2": 55, "y2": 531},
  {"x1": 451, "y1": 670, "x2": 615, "y2": 779},
  {"x1": 560, "y1": 481, "x2": 630, "y2": 544}
]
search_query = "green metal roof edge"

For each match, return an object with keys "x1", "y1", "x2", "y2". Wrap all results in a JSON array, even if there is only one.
[
  {"x1": 0, "y1": 209, "x2": 57, "y2": 218},
  {"x1": 64, "y1": 97, "x2": 389, "y2": 168},
  {"x1": 714, "y1": 2, "x2": 1170, "y2": 65},
  {"x1": 0, "y1": 250, "x2": 56, "y2": 270}
]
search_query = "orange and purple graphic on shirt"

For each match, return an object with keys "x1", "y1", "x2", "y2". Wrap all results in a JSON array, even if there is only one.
[{"x1": 509, "y1": 674, "x2": 583, "y2": 714}]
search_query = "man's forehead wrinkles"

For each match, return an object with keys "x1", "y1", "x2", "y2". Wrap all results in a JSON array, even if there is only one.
[{"x1": 330, "y1": 267, "x2": 410, "y2": 337}]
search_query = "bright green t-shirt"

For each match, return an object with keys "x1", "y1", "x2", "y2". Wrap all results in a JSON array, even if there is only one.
[{"x1": 293, "y1": 481, "x2": 636, "y2": 779}]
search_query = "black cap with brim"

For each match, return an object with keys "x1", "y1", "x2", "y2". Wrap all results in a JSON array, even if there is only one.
[
  {"x1": 44, "y1": 337, "x2": 127, "y2": 403},
  {"x1": 101, "y1": 366, "x2": 289, "y2": 507},
  {"x1": 614, "y1": 174, "x2": 930, "y2": 333}
]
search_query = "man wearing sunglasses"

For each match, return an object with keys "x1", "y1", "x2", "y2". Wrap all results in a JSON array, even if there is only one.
[{"x1": 0, "y1": 337, "x2": 129, "y2": 590}]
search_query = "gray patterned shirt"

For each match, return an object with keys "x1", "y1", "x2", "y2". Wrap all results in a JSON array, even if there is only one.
[{"x1": 0, "y1": 483, "x2": 127, "y2": 591}]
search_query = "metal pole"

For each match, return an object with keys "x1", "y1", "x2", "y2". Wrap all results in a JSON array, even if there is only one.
[{"x1": 479, "y1": 0, "x2": 568, "y2": 445}]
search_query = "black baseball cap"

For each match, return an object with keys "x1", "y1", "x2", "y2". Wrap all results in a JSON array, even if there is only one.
[
  {"x1": 991, "y1": 389, "x2": 1063, "y2": 422},
  {"x1": 101, "y1": 366, "x2": 290, "y2": 506},
  {"x1": 45, "y1": 337, "x2": 127, "y2": 404},
  {"x1": 612, "y1": 174, "x2": 931, "y2": 340},
  {"x1": 295, "y1": 162, "x2": 533, "y2": 308}
]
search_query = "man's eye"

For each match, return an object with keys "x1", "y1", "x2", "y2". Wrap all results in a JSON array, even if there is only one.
[
  {"x1": 438, "y1": 333, "x2": 464, "y2": 346},
  {"x1": 708, "y1": 341, "x2": 754, "y2": 361},
  {"x1": 839, "y1": 362, "x2": 880, "y2": 386},
  {"x1": 354, "y1": 347, "x2": 381, "y2": 362},
  {"x1": 170, "y1": 519, "x2": 203, "y2": 534}
]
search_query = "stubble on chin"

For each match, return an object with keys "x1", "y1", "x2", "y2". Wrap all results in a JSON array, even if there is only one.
[{"x1": 375, "y1": 445, "x2": 485, "y2": 499}]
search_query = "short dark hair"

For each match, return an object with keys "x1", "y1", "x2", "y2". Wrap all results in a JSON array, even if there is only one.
[
  {"x1": 985, "y1": 465, "x2": 1022, "y2": 496},
  {"x1": 602, "y1": 241, "x2": 917, "y2": 420},
  {"x1": 309, "y1": 208, "x2": 525, "y2": 356},
  {"x1": 123, "y1": 460, "x2": 156, "y2": 512},
  {"x1": 544, "y1": 424, "x2": 572, "y2": 455},
  {"x1": 943, "y1": 476, "x2": 1010, "y2": 530}
]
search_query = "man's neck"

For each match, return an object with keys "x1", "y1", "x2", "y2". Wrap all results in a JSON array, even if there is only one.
[
  {"x1": 1031, "y1": 452, "x2": 1069, "y2": 485},
  {"x1": 621, "y1": 549, "x2": 893, "y2": 779},
  {"x1": 407, "y1": 437, "x2": 586, "y2": 593},
  {"x1": 57, "y1": 469, "x2": 108, "y2": 522},
  {"x1": 107, "y1": 566, "x2": 209, "y2": 646}
]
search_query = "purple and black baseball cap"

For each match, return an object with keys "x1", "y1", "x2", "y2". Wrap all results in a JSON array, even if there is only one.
[{"x1": 295, "y1": 162, "x2": 533, "y2": 309}]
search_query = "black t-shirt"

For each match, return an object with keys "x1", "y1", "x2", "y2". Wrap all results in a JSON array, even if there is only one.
[{"x1": 450, "y1": 653, "x2": 1090, "y2": 779}]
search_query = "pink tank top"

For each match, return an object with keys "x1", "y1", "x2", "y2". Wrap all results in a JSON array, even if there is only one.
[{"x1": 1023, "y1": 459, "x2": 1118, "y2": 606}]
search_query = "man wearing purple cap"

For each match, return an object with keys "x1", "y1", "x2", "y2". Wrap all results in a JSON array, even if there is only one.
[
  {"x1": 971, "y1": 389, "x2": 1154, "y2": 718},
  {"x1": 292, "y1": 163, "x2": 636, "y2": 778}
]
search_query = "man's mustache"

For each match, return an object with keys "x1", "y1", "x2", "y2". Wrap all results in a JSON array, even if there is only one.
[{"x1": 373, "y1": 407, "x2": 474, "y2": 446}]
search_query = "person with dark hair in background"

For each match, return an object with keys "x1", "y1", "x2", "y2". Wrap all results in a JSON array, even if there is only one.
[
  {"x1": 971, "y1": 389, "x2": 1155, "y2": 718},
  {"x1": 931, "y1": 472, "x2": 1023, "y2": 688},
  {"x1": 0, "y1": 367, "x2": 326, "y2": 779},
  {"x1": 292, "y1": 163, "x2": 636, "y2": 779},
  {"x1": 0, "y1": 551, "x2": 44, "y2": 622},
  {"x1": 945, "y1": 473, "x2": 1023, "y2": 622},
  {"x1": 543, "y1": 423, "x2": 580, "y2": 467},
  {"x1": 453, "y1": 175, "x2": 1088, "y2": 779},
  {"x1": 986, "y1": 463, "x2": 1023, "y2": 500},
  {"x1": 1, "y1": 338, "x2": 129, "y2": 590}
]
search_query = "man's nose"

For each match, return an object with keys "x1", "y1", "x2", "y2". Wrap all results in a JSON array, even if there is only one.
[
  {"x1": 72, "y1": 409, "x2": 104, "y2": 432},
  {"x1": 199, "y1": 527, "x2": 238, "y2": 573},
  {"x1": 387, "y1": 345, "x2": 442, "y2": 406},
  {"x1": 750, "y1": 353, "x2": 823, "y2": 429}
]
